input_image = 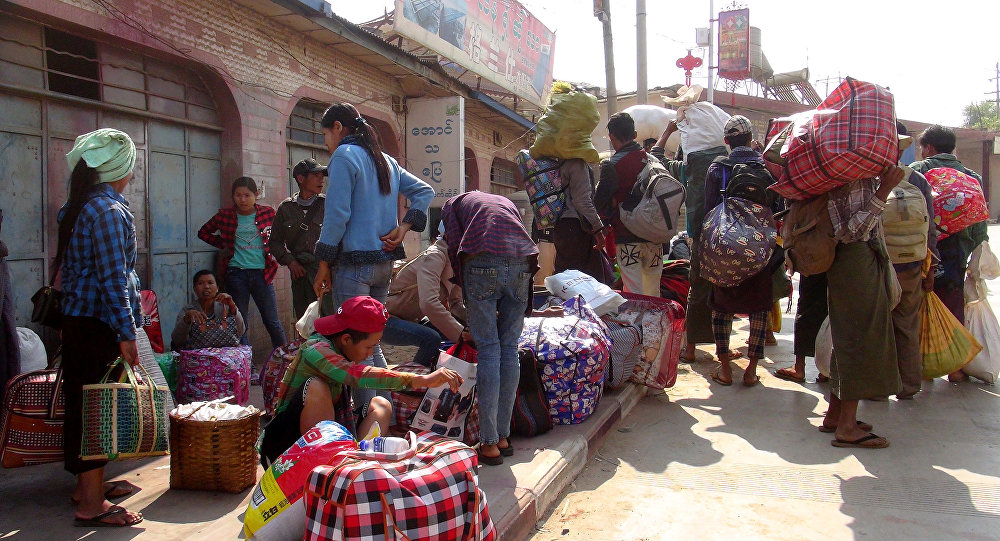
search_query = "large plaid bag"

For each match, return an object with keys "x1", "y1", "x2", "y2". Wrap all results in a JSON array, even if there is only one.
[
  {"x1": 607, "y1": 292, "x2": 685, "y2": 390},
  {"x1": 177, "y1": 345, "x2": 252, "y2": 405},
  {"x1": 518, "y1": 297, "x2": 611, "y2": 425},
  {"x1": 261, "y1": 339, "x2": 305, "y2": 416},
  {"x1": 304, "y1": 432, "x2": 496, "y2": 541},
  {"x1": 0, "y1": 368, "x2": 65, "y2": 467},
  {"x1": 390, "y1": 360, "x2": 480, "y2": 446},
  {"x1": 770, "y1": 78, "x2": 898, "y2": 200},
  {"x1": 80, "y1": 359, "x2": 169, "y2": 461}
]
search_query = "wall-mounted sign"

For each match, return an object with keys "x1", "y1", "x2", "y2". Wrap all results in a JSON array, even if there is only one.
[
  {"x1": 393, "y1": 0, "x2": 555, "y2": 107},
  {"x1": 718, "y1": 8, "x2": 750, "y2": 80},
  {"x1": 406, "y1": 96, "x2": 465, "y2": 207}
]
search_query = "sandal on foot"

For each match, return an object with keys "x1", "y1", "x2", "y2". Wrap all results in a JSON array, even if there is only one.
[
  {"x1": 711, "y1": 369, "x2": 733, "y2": 386},
  {"x1": 71, "y1": 480, "x2": 134, "y2": 505},
  {"x1": 831, "y1": 433, "x2": 889, "y2": 449},
  {"x1": 818, "y1": 420, "x2": 873, "y2": 433},
  {"x1": 773, "y1": 368, "x2": 805, "y2": 383},
  {"x1": 474, "y1": 445, "x2": 504, "y2": 466},
  {"x1": 743, "y1": 375, "x2": 760, "y2": 387},
  {"x1": 497, "y1": 442, "x2": 514, "y2": 457},
  {"x1": 74, "y1": 506, "x2": 143, "y2": 528}
]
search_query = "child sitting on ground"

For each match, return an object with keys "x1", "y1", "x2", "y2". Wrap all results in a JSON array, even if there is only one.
[{"x1": 260, "y1": 296, "x2": 462, "y2": 465}]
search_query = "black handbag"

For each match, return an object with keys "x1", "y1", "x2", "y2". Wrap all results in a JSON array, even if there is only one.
[
  {"x1": 509, "y1": 348, "x2": 553, "y2": 437},
  {"x1": 30, "y1": 284, "x2": 62, "y2": 329}
]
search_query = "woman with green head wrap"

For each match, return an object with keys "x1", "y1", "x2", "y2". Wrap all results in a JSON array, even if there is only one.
[{"x1": 58, "y1": 128, "x2": 144, "y2": 527}]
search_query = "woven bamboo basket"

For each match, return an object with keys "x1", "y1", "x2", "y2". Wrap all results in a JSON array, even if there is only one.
[{"x1": 168, "y1": 410, "x2": 261, "y2": 493}]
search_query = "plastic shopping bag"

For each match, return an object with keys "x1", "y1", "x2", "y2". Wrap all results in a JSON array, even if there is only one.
[
  {"x1": 920, "y1": 292, "x2": 982, "y2": 379},
  {"x1": 814, "y1": 316, "x2": 832, "y2": 378},
  {"x1": 295, "y1": 298, "x2": 322, "y2": 339},
  {"x1": 410, "y1": 347, "x2": 478, "y2": 441},
  {"x1": 962, "y1": 299, "x2": 1000, "y2": 384},
  {"x1": 545, "y1": 269, "x2": 626, "y2": 316}
]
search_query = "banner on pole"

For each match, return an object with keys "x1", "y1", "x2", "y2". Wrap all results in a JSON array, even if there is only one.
[{"x1": 718, "y1": 8, "x2": 750, "y2": 80}]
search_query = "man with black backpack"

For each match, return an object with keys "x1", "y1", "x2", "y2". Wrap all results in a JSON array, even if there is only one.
[{"x1": 699, "y1": 116, "x2": 783, "y2": 386}]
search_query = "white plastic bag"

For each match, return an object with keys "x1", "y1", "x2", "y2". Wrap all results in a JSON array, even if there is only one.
[
  {"x1": 962, "y1": 299, "x2": 1000, "y2": 384},
  {"x1": 623, "y1": 105, "x2": 676, "y2": 142},
  {"x1": 16, "y1": 327, "x2": 46, "y2": 373},
  {"x1": 814, "y1": 316, "x2": 833, "y2": 378},
  {"x1": 675, "y1": 101, "x2": 729, "y2": 157},
  {"x1": 295, "y1": 298, "x2": 322, "y2": 339},
  {"x1": 545, "y1": 269, "x2": 626, "y2": 316},
  {"x1": 969, "y1": 241, "x2": 1000, "y2": 281}
]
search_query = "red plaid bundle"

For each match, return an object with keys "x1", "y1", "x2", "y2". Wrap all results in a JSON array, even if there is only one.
[
  {"x1": 303, "y1": 432, "x2": 496, "y2": 541},
  {"x1": 770, "y1": 78, "x2": 898, "y2": 200},
  {"x1": 389, "y1": 361, "x2": 480, "y2": 446}
]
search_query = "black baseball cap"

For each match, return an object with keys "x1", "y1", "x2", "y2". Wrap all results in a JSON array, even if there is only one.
[{"x1": 292, "y1": 158, "x2": 328, "y2": 179}]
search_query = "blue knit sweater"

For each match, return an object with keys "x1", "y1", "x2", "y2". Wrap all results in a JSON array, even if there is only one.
[{"x1": 315, "y1": 143, "x2": 433, "y2": 264}]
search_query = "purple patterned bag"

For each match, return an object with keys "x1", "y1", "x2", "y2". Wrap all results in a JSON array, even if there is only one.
[
  {"x1": 518, "y1": 297, "x2": 611, "y2": 424},
  {"x1": 177, "y1": 345, "x2": 252, "y2": 405}
]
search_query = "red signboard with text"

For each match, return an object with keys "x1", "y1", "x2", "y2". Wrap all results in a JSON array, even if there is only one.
[{"x1": 718, "y1": 8, "x2": 750, "y2": 80}]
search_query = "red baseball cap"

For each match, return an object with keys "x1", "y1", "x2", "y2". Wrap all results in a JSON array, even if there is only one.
[{"x1": 314, "y1": 296, "x2": 389, "y2": 336}]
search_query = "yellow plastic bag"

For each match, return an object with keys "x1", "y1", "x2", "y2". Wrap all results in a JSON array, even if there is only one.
[
  {"x1": 530, "y1": 82, "x2": 601, "y2": 163},
  {"x1": 769, "y1": 301, "x2": 782, "y2": 333},
  {"x1": 920, "y1": 291, "x2": 982, "y2": 379}
]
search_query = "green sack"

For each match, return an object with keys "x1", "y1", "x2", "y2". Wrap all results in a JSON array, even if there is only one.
[
  {"x1": 530, "y1": 82, "x2": 601, "y2": 163},
  {"x1": 154, "y1": 352, "x2": 178, "y2": 392}
]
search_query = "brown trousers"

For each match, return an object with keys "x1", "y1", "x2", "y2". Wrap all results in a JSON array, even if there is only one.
[{"x1": 892, "y1": 265, "x2": 925, "y2": 397}]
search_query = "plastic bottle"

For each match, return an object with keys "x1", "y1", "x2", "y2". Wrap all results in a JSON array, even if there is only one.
[{"x1": 358, "y1": 436, "x2": 409, "y2": 453}]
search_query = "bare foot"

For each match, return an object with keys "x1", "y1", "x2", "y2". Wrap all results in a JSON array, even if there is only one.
[{"x1": 948, "y1": 371, "x2": 968, "y2": 382}]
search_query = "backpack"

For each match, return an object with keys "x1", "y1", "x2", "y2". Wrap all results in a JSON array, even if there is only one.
[
  {"x1": 882, "y1": 167, "x2": 929, "y2": 264},
  {"x1": 721, "y1": 159, "x2": 775, "y2": 207},
  {"x1": 780, "y1": 193, "x2": 836, "y2": 276},
  {"x1": 515, "y1": 150, "x2": 566, "y2": 230},
  {"x1": 618, "y1": 154, "x2": 686, "y2": 243}
]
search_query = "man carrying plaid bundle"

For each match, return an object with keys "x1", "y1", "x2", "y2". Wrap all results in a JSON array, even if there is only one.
[{"x1": 259, "y1": 296, "x2": 462, "y2": 466}]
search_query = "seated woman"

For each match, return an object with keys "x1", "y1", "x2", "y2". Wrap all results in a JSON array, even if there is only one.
[
  {"x1": 170, "y1": 269, "x2": 245, "y2": 350},
  {"x1": 260, "y1": 296, "x2": 461, "y2": 466}
]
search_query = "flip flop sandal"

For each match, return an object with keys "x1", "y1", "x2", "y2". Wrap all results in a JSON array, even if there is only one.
[
  {"x1": 497, "y1": 442, "x2": 514, "y2": 457},
  {"x1": 710, "y1": 369, "x2": 733, "y2": 386},
  {"x1": 71, "y1": 480, "x2": 134, "y2": 505},
  {"x1": 818, "y1": 420, "x2": 874, "y2": 433},
  {"x1": 474, "y1": 445, "x2": 504, "y2": 466},
  {"x1": 831, "y1": 433, "x2": 889, "y2": 449},
  {"x1": 773, "y1": 369, "x2": 805, "y2": 383},
  {"x1": 74, "y1": 506, "x2": 143, "y2": 528},
  {"x1": 743, "y1": 375, "x2": 761, "y2": 387}
]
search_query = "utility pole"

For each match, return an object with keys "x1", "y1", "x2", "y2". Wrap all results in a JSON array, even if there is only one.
[
  {"x1": 706, "y1": 0, "x2": 714, "y2": 102},
  {"x1": 595, "y1": 0, "x2": 617, "y2": 117},
  {"x1": 636, "y1": 0, "x2": 647, "y2": 105},
  {"x1": 988, "y1": 62, "x2": 1000, "y2": 124}
]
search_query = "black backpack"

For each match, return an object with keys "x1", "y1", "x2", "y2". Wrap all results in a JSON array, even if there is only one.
[
  {"x1": 720, "y1": 159, "x2": 775, "y2": 207},
  {"x1": 510, "y1": 349, "x2": 553, "y2": 437}
]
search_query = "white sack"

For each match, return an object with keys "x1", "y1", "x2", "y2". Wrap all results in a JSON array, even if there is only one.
[{"x1": 545, "y1": 269, "x2": 625, "y2": 316}]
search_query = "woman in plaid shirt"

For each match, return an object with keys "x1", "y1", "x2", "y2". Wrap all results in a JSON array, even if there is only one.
[
  {"x1": 260, "y1": 296, "x2": 460, "y2": 466},
  {"x1": 198, "y1": 177, "x2": 286, "y2": 348}
]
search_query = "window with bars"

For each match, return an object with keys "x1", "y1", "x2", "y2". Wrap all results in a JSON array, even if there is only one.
[
  {"x1": 490, "y1": 157, "x2": 518, "y2": 196},
  {"x1": 287, "y1": 100, "x2": 329, "y2": 146}
]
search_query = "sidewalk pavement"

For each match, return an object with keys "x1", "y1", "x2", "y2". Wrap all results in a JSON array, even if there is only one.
[{"x1": 0, "y1": 361, "x2": 647, "y2": 541}]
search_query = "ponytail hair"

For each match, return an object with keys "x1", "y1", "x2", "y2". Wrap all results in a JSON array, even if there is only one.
[
  {"x1": 321, "y1": 103, "x2": 391, "y2": 195},
  {"x1": 55, "y1": 159, "x2": 100, "y2": 275}
]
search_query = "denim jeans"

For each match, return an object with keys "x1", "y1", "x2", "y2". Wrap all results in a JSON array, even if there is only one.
[
  {"x1": 382, "y1": 316, "x2": 444, "y2": 367},
  {"x1": 226, "y1": 267, "x2": 286, "y2": 348},
  {"x1": 332, "y1": 261, "x2": 393, "y2": 410},
  {"x1": 462, "y1": 254, "x2": 532, "y2": 445}
]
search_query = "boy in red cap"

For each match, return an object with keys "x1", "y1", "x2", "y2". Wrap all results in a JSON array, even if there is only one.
[{"x1": 260, "y1": 296, "x2": 462, "y2": 465}]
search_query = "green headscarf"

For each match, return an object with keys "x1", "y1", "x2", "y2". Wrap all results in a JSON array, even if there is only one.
[{"x1": 66, "y1": 128, "x2": 136, "y2": 183}]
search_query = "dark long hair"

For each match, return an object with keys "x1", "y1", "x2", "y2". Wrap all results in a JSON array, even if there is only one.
[
  {"x1": 54, "y1": 159, "x2": 100, "y2": 275},
  {"x1": 321, "y1": 103, "x2": 391, "y2": 195}
]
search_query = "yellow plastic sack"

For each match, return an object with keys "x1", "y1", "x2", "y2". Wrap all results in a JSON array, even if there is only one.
[
  {"x1": 769, "y1": 301, "x2": 782, "y2": 333},
  {"x1": 530, "y1": 82, "x2": 601, "y2": 163},
  {"x1": 920, "y1": 292, "x2": 982, "y2": 379}
]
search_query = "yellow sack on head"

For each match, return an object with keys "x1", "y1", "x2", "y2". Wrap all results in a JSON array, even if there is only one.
[
  {"x1": 530, "y1": 83, "x2": 601, "y2": 163},
  {"x1": 920, "y1": 291, "x2": 982, "y2": 379}
]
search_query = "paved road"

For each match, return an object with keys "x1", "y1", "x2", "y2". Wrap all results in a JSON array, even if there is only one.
[{"x1": 531, "y1": 226, "x2": 1000, "y2": 541}]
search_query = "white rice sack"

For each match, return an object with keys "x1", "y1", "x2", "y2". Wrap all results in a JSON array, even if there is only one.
[{"x1": 624, "y1": 105, "x2": 676, "y2": 143}]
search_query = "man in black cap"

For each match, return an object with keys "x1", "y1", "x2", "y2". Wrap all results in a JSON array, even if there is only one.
[{"x1": 270, "y1": 158, "x2": 334, "y2": 318}]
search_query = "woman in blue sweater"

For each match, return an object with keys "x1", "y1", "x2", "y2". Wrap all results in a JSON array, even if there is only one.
[{"x1": 313, "y1": 102, "x2": 434, "y2": 412}]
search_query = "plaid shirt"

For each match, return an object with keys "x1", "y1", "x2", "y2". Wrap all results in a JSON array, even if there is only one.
[
  {"x1": 827, "y1": 178, "x2": 885, "y2": 243},
  {"x1": 441, "y1": 191, "x2": 538, "y2": 288},
  {"x1": 274, "y1": 335, "x2": 413, "y2": 416},
  {"x1": 197, "y1": 205, "x2": 278, "y2": 283},
  {"x1": 60, "y1": 184, "x2": 141, "y2": 341}
]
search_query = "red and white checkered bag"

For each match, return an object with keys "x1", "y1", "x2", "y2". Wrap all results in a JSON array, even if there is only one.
[
  {"x1": 607, "y1": 292, "x2": 685, "y2": 390},
  {"x1": 303, "y1": 432, "x2": 496, "y2": 541},
  {"x1": 770, "y1": 77, "x2": 898, "y2": 200},
  {"x1": 389, "y1": 361, "x2": 480, "y2": 446}
]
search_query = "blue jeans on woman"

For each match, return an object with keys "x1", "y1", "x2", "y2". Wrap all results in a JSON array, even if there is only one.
[
  {"x1": 332, "y1": 261, "x2": 393, "y2": 412},
  {"x1": 226, "y1": 267, "x2": 286, "y2": 348},
  {"x1": 462, "y1": 254, "x2": 532, "y2": 445},
  {"x1": 382, "y1": 316, "x2": 444, "y2": 367}
]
